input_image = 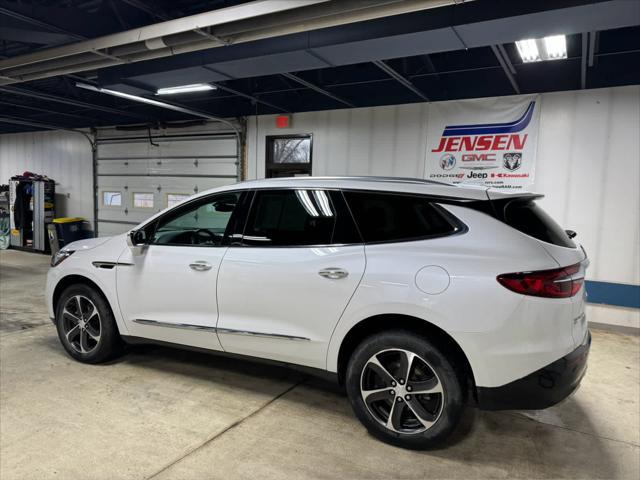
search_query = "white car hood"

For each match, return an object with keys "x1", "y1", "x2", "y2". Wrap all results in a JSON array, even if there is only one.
[{"x1": 64, "y1": 236, "x2": 113, "y2": 252}]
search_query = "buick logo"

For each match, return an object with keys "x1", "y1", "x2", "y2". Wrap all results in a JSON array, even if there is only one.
[
  {"x1": 503, "y1": 153, "x2": 522, "y2": 171},
  {"x1": 440, "y1": 154, "x2": 456, "y2": 170}
]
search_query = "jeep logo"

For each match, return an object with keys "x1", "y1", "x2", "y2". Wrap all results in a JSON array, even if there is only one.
[{"x1": 466, "y1": 172, "x2": 488, "y2": 179}]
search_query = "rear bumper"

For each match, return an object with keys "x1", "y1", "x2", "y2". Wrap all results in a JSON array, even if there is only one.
[{"x1": 476, "y1": 330, "x2": 591, "y2": 410}]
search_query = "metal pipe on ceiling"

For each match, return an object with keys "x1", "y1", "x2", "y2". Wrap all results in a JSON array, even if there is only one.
[
  {"x1": 0, "y1": 0, "x2": 458, "y2": 86},
  {"x1": 0, "y1": 0, "x2": 330, "y2": 71},
  {"x1": 0, "y1": 85, "x2": 150, "y2": 121},
  {"x1": 372, "y1": 60, "x2": 429, "y2": 101},
  {"x1": 281, "y1": 72, "x2": 355, "y2": 107},
  {"x1": 76, "y1": 82, "x2": 242, "y2": 138}
]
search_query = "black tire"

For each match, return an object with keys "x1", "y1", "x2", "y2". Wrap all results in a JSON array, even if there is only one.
[
  {"x1": 55, "y1": 284, "x2": 122, "y2": 364},
  {"x1": 345, "y1": 330, "x2": 464, "y2": 449}
]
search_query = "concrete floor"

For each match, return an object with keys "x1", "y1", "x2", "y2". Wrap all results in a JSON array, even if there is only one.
[{"x1": 1, "y1": 249, "x2": 639, "y2": 480}]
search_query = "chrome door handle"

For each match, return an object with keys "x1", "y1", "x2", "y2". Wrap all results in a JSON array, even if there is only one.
[
  {"x1": 189, "y1": 261, "x2": 212, "y2": 271},
  {"x1": 318, "y1": 268, "x2": 348, "y2": 280}
]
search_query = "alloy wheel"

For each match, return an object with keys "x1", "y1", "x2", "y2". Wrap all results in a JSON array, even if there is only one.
[
  {"x1": 360, "y1": 348, "x2": 444, "y2": 434},
  {"x1": 61, "y1": 295, "x2": 102, "y2": 354}
]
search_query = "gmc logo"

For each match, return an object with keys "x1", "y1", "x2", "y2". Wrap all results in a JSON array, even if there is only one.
[{"x1": 462, "y1": 154, "x2": 496, "y2": 162}]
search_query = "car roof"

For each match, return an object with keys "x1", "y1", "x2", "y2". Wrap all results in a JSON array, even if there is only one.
[
  {"x1": 200, "y1": 176, "x2": 537, "y2": 201},
  {"x1": 135, "y1": 176, "x2": 540, "y2": 231}
]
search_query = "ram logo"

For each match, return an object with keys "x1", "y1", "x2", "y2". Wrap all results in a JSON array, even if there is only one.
[{"x1": 503, "y1": 153, "x2": 522, "y2": 171}]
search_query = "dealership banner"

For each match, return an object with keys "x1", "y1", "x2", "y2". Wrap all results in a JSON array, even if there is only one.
[{"x1": 425, "y1": 95, "x2": 540, "y2": 190}]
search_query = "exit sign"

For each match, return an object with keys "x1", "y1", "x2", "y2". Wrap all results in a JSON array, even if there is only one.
[{"x1": 276, "y1": 115, "x2": 291, "y2": 128}]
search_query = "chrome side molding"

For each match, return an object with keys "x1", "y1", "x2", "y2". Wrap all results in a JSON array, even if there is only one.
[
  {"x1": 133, "y1": 319, "x2": 217, "y2": 332},
  {"x1": 216, "y1": 327, "x2": 310, "y2": 341},
  {"x1": 132, "y1": 318, "x2": 310, "y2": 341}
]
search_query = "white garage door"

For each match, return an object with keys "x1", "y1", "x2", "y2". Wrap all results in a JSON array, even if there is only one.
[{"x1": 95, "y1": 123, "x2": 240, "y2": 236}]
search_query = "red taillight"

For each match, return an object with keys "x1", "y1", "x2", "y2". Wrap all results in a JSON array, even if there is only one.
[{"x1": 497, "y1": 263, "x2": 584, "y2": 298}]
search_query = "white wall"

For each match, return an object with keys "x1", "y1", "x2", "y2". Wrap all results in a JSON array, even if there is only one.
[
  {"x1": 1, "y1": 87, "x2": 637, "y2": 328},
  {"x1": 0, "y1": 130, "x2": 94, "y2": 222},
  {"x1": 247, "y1": 86, "x2": 640, "y2": 329}
]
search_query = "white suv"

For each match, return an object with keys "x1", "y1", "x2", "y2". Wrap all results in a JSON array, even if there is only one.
[{"x1": 46, "y1": 177, "x2": 590, "y2": 449}]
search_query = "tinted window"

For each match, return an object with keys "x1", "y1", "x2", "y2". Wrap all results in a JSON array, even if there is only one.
[
  {"x1": 344, "y1": 191, "x2": 459, "y2": 243},
  {"x1": 150, "y1": 192, "x2": 240, "y2": 246},
  {"x1": 504, "y1": 200, "x2": 575, "y2": 248},
  {"x1": 242, "y1": 189, "x2": 359, "y2": 246}
]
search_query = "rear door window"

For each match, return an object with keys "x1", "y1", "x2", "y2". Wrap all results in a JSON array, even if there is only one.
[
  {"x1": 242, "y1": 189, "x2": 360, "y2": 246},
  {"x1": 504, "y1": 200, "x2": 575, "y2": 248},
  {"x1": 343, "y1": 191, "x2": 461, "y2": 243}
]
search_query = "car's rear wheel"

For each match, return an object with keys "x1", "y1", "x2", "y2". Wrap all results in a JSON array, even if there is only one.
[
  {"x1": 345, "y1": 330, "x2": 464, "y2": 449},
  {"x1": 55, "y1": 284, "x2": 122, "y2": 363}
]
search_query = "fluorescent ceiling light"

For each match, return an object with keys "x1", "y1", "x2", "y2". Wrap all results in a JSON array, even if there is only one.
[
  {"x1": 516, "y1": 35, "x2": 567, "y2": 63},
  {"x1": 543, "y1": 35, "x2": 567, "y2": 60},
  {"x1": 516, "y1": 39, "x2": 540, "y2": 63},
  {"x1": 156, "y1": 84, "x2": 216, "y2": 95}
]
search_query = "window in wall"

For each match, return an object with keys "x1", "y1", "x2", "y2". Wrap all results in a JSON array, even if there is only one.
[
  {"x1": 344, "y1": 191, "x2": 460, "y2": 243},
  {"x1": 103, "y1": 191, "x2": 122, "y2": 206},
  {"x1": 167, "y1": 193, "x2": 191, "y2": 208},
  {"x1": 243, "y1": 189, "x2": 337, "y2": 246},
  {"x1": 266, "y1": 135, "x2": 312, "y2": 178},
  {"x1": 133, "y1": 192, "x2": 154, "y2": 209},
  {"x1": 151, "y1": 192, "x2": 240, "y2": 246}
]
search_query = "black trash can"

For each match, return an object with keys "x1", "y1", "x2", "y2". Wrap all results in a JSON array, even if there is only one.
[{"x1": 52, "y1": 218, "x2": 92, "y2": 249}]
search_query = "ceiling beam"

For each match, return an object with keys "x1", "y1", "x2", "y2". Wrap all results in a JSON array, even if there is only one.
[
  {"x1": 0, "y1": 1, "x2": 329, "y2": 71},
  {"x1": 372, "y1": 59, "x2": 429, "y2": 101},
  {"x1": 0, "y1": 116, "x2": 70, "y2": 130},
  {"x1": 588, "y1": 31, "x2": 597, "y2": 67},
  {"x1": 0, "y1": 6, "x2": 85, "y2": 41},
  {"x1": 281, "y1": 72, "x2": 355, "y2": 107},
  {"x1": 0, "y1": 100, "x2": 101, "y2": 122},
  {"x1": 0, "y1": 85, "x2": 151, "y2": 121},
  {"x1": 490, "y1": 44, "x2": 520, "y2": 94},
  {"x1": 581, "y1": 31, "x2": 598, "y2": 89},
  {"x1": 119, "y1": 0, "x2": 171, "y2": 21},
  {"x1": 0, "y1": 27, "x2": 78, "y2": 45},
  {"x1": 581, "y1": 32, "x2": 588, "y2": 89},
  {"x1": 211, "y1": 83, "x2": 290, "y2": 113}
]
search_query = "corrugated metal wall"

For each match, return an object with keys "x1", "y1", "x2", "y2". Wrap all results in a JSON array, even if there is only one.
[
  {"x1": 0, "y1": 130, "x2": 94, "y2": 221},
  {"x1": 247, "y1": 85, "x2": 640, "y2": 329}
]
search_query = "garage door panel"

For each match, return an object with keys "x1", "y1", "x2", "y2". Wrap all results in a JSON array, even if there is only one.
[
  {"x1": 96, "y1": 126, "x2": 240, "y2": 237},
  {"x1": 98, "y1": 175, "x2": 236, "y2": 192},
  {"x1": 98, "y1": 137, "x2": 237, "y2": 159},
  {"x1": 97, "y1": 158, "x2": 237, "y2": 177},
  {"x1": 97, "y1": 221, "x2": 139, "y2": 236}
]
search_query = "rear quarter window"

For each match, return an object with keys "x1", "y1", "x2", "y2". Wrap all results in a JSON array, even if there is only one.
[
  {"x1": 343, "y1": 191, "x2": 461, "y2": 243},
  {"x1": 504, "y1": 200, "x2": 575, "y2": 248}
]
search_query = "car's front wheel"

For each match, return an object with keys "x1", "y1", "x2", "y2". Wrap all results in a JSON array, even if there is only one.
[
  {"x1": 55, "y1": 284, "x2": 122, "y2": 364},
  {"x1": 345, "y1": 330, "x2": 465, "y2": 449}
]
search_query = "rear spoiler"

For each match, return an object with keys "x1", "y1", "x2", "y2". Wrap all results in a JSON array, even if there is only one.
[{"x1": 485, "y1": 188, "x2": 544, "y2": 202}]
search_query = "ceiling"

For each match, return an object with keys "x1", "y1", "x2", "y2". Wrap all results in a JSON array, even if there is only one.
[{"x1": 1, "y1": 0, "x2": 639, "y2": 134}]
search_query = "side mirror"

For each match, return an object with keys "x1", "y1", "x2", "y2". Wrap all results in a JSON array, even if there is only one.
[
  {"x1": 214, "y1": 202, "x2": 236, "y2": 213},
  {"x1": 565, "y1": 229, "x2": 577, "y2": 239},
  {"x1": 127, "y1": 229, "x2": 148, "y2": 246}
]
